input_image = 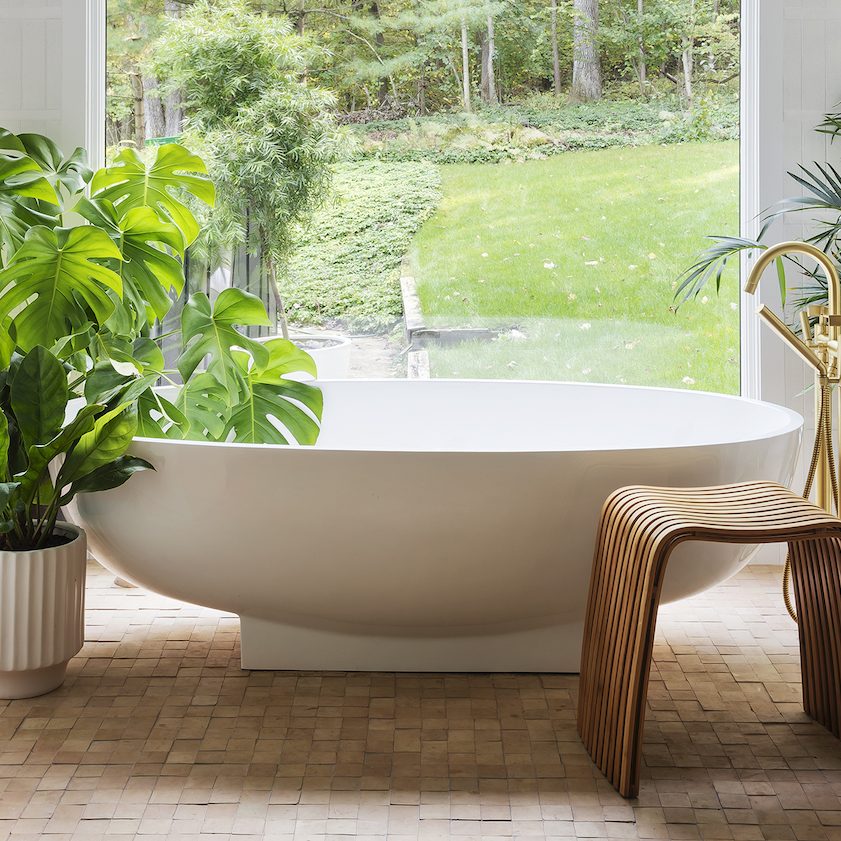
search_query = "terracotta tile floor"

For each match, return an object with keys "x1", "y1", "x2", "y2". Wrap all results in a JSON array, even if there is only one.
[{"x1": 1, "y1": 562, "x2": 840, "y2": 841}]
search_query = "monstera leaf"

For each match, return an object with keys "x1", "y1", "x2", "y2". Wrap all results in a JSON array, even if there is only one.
[
  {"x1": 90, "y1": 143, "x2": 215, "y2": 246},
  {"x1": 0, "y1": 153, "x2": 57, "y2": 204},
  {"x1": 15, "y1": 132, "x2": 91, "y2": 196},
  {"x1": 78, "y1": 197, "x2": 185, "y2": 323},
  {"x1": 0, "y1": 129, "x2": 24, "y2": 154},
  {"x1": 176, "y1": 371, "x2": 230, "y2": 440},
  {"x1": 224, "y1": 340, "x2": 322, "y2": 445},
  {"x1": 0, "y1": 152, "x2": 59, "y2": 261},
  {"x1": 136, "y1": 390, "x2": 190, "y2": 439},
  {"x1": 0, "y1": 226, "x2": 123, "y2": 349},
  {"x1": 177, "y1": 289, "x2": 271, "y2": 397}
]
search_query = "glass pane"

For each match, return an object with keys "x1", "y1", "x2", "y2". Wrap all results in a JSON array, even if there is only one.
[{"x1": 106, "y1": 0, "x2": 739, "y2": 393}]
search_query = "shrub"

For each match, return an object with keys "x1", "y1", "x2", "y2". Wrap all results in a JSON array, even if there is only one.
[
  {"x1": 283, "y1": 161, "x2": 441, "y2": 330},
  {"x1": 349, "y1": 92, "x2": 739, "y2": 164}
]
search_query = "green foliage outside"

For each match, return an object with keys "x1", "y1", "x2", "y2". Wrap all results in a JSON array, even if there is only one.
[
  {"x1": 410, "y1": 141, "x2": 740, "y2": 393},
  {"x1": 283, "y1": 161, "x2": 441, "y2": 330},
  {"x1": 150, "y1": 0, "x2": 341, "y2": 335},
  {"x1": 351, "y1": 92, "x2": 738, "y2": 164},
  {"x1": 107, "y1": 1, "x2": 738, "y2": 143},
  {"x1": 104, "y1": 0, "x2": 742, "y2": 393}
]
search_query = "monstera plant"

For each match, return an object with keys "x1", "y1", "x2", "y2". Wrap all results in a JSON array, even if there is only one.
[
  {"x1": 0, "y1": 128, "x2": 322, "y2": 445},
  {"x1": 0, "y1": 128, "x2": 320, "y2": 699}
]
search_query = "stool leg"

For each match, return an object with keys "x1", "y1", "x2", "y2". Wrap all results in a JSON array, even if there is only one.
[
  {"x1": 788, "y1": 537, "x2": 841, "y2": 738},
  {"x1": 578, "y1": 499, "x2": 681, "y2": 798}
]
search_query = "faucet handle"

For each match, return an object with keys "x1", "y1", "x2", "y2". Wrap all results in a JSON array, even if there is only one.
[{"x1": 800, "y1": 310, "x2": 814, "y2": 342}]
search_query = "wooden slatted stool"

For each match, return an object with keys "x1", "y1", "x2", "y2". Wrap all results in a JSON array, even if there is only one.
[{"x1": 577, "y1": 481, "x2": 841, "y2": 799}]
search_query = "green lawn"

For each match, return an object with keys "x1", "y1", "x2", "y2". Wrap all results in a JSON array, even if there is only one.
[{"x1": 409, "y1": 141, "x2": 740, "y2": 393}]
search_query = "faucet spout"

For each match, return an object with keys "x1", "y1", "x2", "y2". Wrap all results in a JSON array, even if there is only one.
[{"x1": 745, "y1": 241, "x2": 841, "y2": 343}]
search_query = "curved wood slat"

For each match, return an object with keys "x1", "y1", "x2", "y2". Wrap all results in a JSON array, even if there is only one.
[{"x1": 577, "y1": 481, "x2": 841, "y2": 799}]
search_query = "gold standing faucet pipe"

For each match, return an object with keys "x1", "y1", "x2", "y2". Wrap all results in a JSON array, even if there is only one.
[{"x1": 745, "y1": 241, "x2": 841, "y2": 621}]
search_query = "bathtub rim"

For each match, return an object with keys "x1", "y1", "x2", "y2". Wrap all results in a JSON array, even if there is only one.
[{"x1": 129, "y1": 378, "x2": 804, "y2": 455}]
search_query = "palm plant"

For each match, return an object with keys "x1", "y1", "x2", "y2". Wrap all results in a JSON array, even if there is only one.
[
  {"x1": 0, "y1": 128, "x2": 322, "y2": 549},
  {"x1": 675, "y1": 108, "x2": 841, "y2": 313}
]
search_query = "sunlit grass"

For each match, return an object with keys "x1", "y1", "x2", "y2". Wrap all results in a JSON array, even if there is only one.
[{"x1": 410, "y1": 141, "x2": 739, "y2": 393}]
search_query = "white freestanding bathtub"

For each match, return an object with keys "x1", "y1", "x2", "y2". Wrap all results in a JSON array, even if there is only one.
[{"x1": 71, "y1": 380, "x2": 802, "y2": 672}]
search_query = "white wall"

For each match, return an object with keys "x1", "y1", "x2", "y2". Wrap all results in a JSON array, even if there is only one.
[
  {"x1": 752, "y1": 0, "x2": 841, "y2": 410},
  {"x1": 0, "y1": 0, "x2": 102, "y2": 158},
  {"x1": 745, "y1": 0, "x2": 841, "y2": 561}
]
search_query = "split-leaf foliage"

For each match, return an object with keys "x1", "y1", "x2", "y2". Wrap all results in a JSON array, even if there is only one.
[{"x1": 0, "y1": 129, "x2": 322, "y2": 550}]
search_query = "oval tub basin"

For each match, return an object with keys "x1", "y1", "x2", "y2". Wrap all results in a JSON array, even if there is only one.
[{"x1": 71, "y1": 379, "x2": 803, "y2": 672}]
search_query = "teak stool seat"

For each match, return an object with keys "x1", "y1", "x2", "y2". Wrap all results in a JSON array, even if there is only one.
[{"x1": 577, "y1": 481, "x2": 841, "y2": 799}]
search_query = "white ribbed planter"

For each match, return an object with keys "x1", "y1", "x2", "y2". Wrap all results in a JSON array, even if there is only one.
[{"x1": 0, "y1": 523, "x2": 86, "y2": 699}]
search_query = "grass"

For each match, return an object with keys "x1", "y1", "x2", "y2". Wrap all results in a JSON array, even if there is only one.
[{"x1": 409, "y1": 141, "x2": 740, "y2": 393}]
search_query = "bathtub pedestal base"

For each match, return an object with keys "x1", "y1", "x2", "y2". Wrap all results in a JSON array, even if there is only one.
[{"x1": 239, "y1": 616, "x2": 584, "y2": 673}]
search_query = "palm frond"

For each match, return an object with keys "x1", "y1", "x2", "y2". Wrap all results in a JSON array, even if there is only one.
[
  {"x1": 761, "y1": 163, "x2": 841, "y2": 250},
  {"x1": 673, "y1": 236, "x2": 764, "y2": 307},
  {"x1": 817, "y1": 110, "x2": 841, "y2": 141}
]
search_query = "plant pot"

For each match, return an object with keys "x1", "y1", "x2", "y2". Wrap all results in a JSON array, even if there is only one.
[
  {"x1": 259, "y1": 332, "x2": 353, "y2": 380},
  {"x1": 0, "y1": 523, "x2": 86, "y2": 699}
]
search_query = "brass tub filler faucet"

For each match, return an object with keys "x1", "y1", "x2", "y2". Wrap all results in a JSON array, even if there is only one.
[{"x1": 745, "y1": 241, "x2": 841, "y2": 619}]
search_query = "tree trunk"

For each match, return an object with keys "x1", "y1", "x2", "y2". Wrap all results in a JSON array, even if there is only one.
[
  {"x1": 708, "y1": 0, "x2": 719, "y2": 72},
  {"x1": 485, "y1": 15, "x2": 497, "y2": 105},
  {"x1": 480, "y1": 30, "x2": 489, "y2": 101},
  {"x1": 636, "y1": 0, "x2": 646, "y2": 95},
  {"x1": 129, "y1": 72, "x2": 146, "y2": 146},
  {"x1": 164, "y1": 89, "x2": 183, "y2": 137},
  {"x1": 370, "y1": 1, "x2": 389, "y2": 105},
  {"x1": 570, "y1": 0, "x2": 602, "y2": 102},
  {"x1": 141, "y1": 1, "x2": 183, "y2": 141},
  {"x1": 266, "y1": 254, "x2": 289, "y2": 340},
  {"x1": 143, "y1": 74, "x2": 167, "y2": 141},
  {"x1": 550, "y1": 0, "x2": 562, "y2": 99},
  {"x1": 446, "y1": 55, "x2": 463, "y2": 96},
  {"x1": 681, "y1": 0, "x2": 695, "y2": 109},
  {"x1": 418, "y1": 67, "x2": 427, "y2": 115},
  {"x1": 460, "y1": 17, "x2": 471, "y2": 112},
  {"x1": 681, "y1": 43, "x2": 693, "y2": 108}
]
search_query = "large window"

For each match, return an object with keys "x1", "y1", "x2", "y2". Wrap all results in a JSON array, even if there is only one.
[{"x1": 106, "y1": 0, "x2": 740, "y2": 392}]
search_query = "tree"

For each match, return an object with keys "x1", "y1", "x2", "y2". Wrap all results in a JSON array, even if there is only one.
[
  {"x1": 479, "y1": 12, "x2": 498, "y2": 104},
  {"x1": 400, "y1": 0, "x2": 492, "y2": 113},
  {"x1": 152, "y1": 0, "x2": 340, "y2": 337},
  {"x1": 570, "y1": 0, "x2": 602, "y2": 102},
  {"x1": 369, "y1": 1, "x2": 391, "y2": 104},
  {"x1": 681, "y1": 0, "x2": 696, "y2": 108},
  {"x1": 460, "y1": 14, "x2": 472, "y2": 111},
  {"x1": 636, "y1": 0, "x2": 646, "y2": 94},
  {"x1": 106, "y1": 0, "x2": 188, "y2": 146},
  {"x1": 550, "y1": 0, "x2": 562, "y2": 98}
]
